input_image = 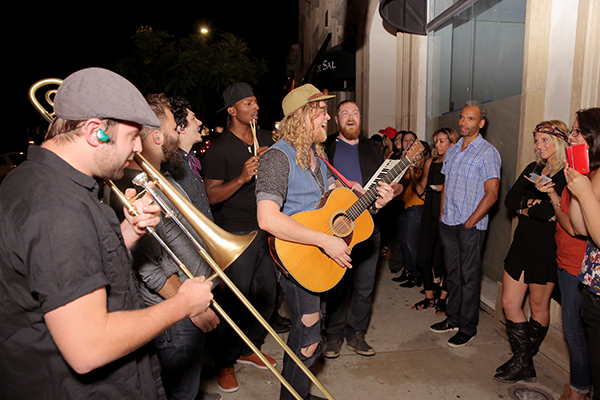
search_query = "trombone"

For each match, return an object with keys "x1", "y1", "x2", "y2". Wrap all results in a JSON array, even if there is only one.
[{"x1": 29, "y1": 78, "x2": 335, "y2": 400}]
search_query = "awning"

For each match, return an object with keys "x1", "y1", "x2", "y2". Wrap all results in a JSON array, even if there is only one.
[
  {"x1": 379, "y1": 0, "x2": 427, "y2": 35},
  {"x1": 304, "y1": 34, "x2": 356, "y2": 92}
]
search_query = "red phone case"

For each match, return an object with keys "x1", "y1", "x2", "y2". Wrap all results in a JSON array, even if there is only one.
[{"x1": 566, "y1": 144, "x2": 589, "y2": 174}]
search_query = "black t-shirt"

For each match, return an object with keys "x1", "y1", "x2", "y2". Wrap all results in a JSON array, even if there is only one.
[
  {"x1": 0, "y1": 146, "x2": 164, "y2": 400},
  {"x1": 201, "y1": 128, "x2": 274, "y2": 232}
]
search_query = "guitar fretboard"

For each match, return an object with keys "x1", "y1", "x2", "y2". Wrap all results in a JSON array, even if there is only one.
[{"x1": 345, "y1": 156, "x2": 412, "y2": 221}]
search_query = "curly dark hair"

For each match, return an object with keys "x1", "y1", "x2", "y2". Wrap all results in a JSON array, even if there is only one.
[
  {"x1": 169, "y1": 96, "x2": 193, "y2": 131},
  {"x1": 576, "y1": 107, "x2": 600, "y2": 171}
]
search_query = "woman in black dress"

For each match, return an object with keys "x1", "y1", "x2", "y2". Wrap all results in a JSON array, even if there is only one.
[
  {"x1": 494, "y1": 120, "x2": 569, "y2": 383},
  {"x1": 412, "y1": 127, "x2": 459, "y2": 312}
]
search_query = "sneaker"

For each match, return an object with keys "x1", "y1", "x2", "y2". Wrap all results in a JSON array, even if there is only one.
[
  {"x1": 198, "y1": 391, "x2": 222, "y2": 400},
  {"x1": 429, "y1": 319, "x2": 459, "y2": 333},
  {"x1": 346, "y1": 331, "x2": 375, "y2": 356},
  {"x1": 217, "y1": 368, "x2": 238, "y2": 393},
  {"x1": 447, "y1": 332, "x2": 475, "y2": 348},
  {"x1": 399, "y1": 275, "x2": 422, "y2": 288},
  {"x1": 237, "y1": 352, "x2": 277, "y2": 370},
  {"x1": 391, "y1": 271, "x2": 410, "y2": 282},
  {"x1": 323, "y1": 339, "x2": 343, "y2": 358}
]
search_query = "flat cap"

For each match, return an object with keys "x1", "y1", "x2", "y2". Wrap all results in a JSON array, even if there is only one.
[{"x1": 55, "y1": 67, "x2": 160, "y2": 128}]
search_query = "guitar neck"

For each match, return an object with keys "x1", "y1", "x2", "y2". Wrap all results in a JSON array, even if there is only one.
[{"x1": 346, "y1": 156, "x2": 412, "y2": 220}]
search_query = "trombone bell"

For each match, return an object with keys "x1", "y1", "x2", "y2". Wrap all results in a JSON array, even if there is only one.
[{"x1": 133, "y1": 153, "x2": 256, "y2": 270}]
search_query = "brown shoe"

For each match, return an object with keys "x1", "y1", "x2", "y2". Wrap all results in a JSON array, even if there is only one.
[
  {"x1": 237, "y1": 352, "x2": 277, "y2": 370},
  {"x1": 217, "y1": 368, "x2": 238, "y2": 393}
]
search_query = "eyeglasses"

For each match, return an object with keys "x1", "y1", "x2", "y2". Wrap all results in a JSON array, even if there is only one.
[{"x1": 568, "y1": 128, "x2": 582, "y2": 137}]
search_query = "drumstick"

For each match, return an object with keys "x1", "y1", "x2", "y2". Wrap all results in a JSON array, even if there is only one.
[{"x1": 250, "y1": 119, "x2": 258, "y2": 156}]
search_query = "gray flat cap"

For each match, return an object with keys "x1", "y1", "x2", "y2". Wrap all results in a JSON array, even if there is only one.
[{"x1": 55, "y1": 67, "x2": 160, "y2": 128}]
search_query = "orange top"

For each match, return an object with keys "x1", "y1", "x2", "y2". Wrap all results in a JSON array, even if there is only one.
[
  {"x1": 556, "y1": 170, "x2": 596, "y2": 276},
  {"x1": 402, "y1": 170, "x2": 425, "y2": 209}
]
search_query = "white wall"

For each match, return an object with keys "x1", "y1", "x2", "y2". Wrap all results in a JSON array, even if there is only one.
[
  {"x1": 367, "y1": 11, "x2": 398, "y2": 137},
  {"x1": 545, "y1": 0, "x2": 579, "y2": 124}
]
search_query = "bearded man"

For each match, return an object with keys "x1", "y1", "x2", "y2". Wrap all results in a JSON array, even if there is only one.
[
  {"x1": 257, "y1": 92, "x2": 394, "y2": 400},
  {"x1": 111, "y1": 93, "x2": 220, "y2": 400},
  {"x1": 322, "y1": 100, "x2": 389, "y2": 358}
]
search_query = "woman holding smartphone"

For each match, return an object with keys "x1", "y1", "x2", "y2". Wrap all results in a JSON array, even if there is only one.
[
  {"x1": 494, "y1": 120, "x2": 569, "y2": 384},
  {"x1": 535, "y1": 108, "x2": 600, "y2": 400}
]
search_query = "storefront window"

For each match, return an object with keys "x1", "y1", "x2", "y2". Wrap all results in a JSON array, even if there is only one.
[{"x1": 427, "y1": 0, "x2": 526, "y2": 119}]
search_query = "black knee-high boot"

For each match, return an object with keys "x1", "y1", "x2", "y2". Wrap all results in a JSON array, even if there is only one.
[
  {"x1": 528, "y1": 317, "x2": 548, "y2": 357},
  {"x1": 494, "y1": 320, "x2": 536, "y2": 383},
  {"x1": 496, "y1": 317, "x2": 549, "y2": 374}
]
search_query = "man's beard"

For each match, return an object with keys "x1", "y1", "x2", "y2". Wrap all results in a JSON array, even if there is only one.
[
  {"x1": 340, "y1": 122, "x2": 361, "y2": 140},
  {"x1": 160, "y1": 134, "x2": 184, "y2": 179}
]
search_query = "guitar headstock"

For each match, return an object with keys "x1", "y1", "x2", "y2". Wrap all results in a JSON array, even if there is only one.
[{"x1": 405, "y1": 139, "x2": 425, "y2": 165}]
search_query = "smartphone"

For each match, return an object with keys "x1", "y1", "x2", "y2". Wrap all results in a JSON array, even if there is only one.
[
  {"x1": 528, "y1": 172, "x2": 551, "y2": 183},
  {"x1": 566, "y1": 144, "x2": 590, "y2": 174}
]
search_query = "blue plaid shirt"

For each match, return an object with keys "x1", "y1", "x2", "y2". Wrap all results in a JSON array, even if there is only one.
[{"x1": 441, "y1": 134, "x2": 501, "y2": 230}]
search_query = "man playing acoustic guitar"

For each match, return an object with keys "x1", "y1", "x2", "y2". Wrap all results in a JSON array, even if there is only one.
[{"x1": 256, "y1": 84, "x2": 394, "y2": 400}]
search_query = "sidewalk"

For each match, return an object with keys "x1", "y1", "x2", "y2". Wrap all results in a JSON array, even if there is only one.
[{"x1": 201, "y1": 260, "x2": 569, "y2": 400}]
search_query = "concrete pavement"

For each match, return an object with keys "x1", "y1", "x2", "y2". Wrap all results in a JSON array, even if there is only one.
[{"x1": 200, "y1": 260, "x2": 569, "y2": 400}]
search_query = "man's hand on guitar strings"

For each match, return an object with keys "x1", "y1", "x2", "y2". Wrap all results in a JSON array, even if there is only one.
[{"x1": 321, "y1": 235, "x2": 352, "y2": 269}]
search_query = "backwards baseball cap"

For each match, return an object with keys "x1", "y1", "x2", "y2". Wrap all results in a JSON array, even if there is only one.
[
  {"x1": 379, "y1": 127, "x2": 397, "y2": 139},
  {"x1": 54, "y1": 67, "x2": 160, "y2": 128},
  {"x1": 282, "y1": 84, "x2": 335, "y2": 117},
  {"x1": 218, "y1": 82, "x2": 255, "y2": 112}
]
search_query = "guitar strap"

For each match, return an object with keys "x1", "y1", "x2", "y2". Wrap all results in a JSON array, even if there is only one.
[{"x1": 317, "y1": 154, "x2": 353, "y2": 189}]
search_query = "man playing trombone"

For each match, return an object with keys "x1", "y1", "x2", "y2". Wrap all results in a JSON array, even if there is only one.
[
  {"x1": 0, "y1": 68, "x2": 214, "y2": 400},
  {"x1": 111, "y1": 93, "x2": 220, "y2": 400}
]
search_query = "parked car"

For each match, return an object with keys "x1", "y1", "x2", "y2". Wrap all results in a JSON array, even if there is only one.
[{"x1": 0, "y1": 151, "x2": 27, "y2": 183}]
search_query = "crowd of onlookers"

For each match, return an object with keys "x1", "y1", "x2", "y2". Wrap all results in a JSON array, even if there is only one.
[{"x1": 371, "y1": 106, "x2": 600, "y2": 400}]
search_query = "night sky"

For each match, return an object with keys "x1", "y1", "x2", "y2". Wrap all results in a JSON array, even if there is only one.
[{"x1": 9, "y1": 3, "x2": 299, "y2": 153}]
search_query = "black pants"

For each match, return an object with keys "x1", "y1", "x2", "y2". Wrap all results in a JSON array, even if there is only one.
[
  {"x1": 208, "y1": 229, "x2": 277, "y2": 368},
  {"x1": 439, "y1": 222, "x2": 485, "y2": 337}
]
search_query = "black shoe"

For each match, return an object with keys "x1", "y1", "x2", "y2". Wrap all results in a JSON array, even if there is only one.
[
  {"x1": 391, "y1": 271, "x2": 409, "y2": 282},
  {"x1": 323, "y1": 339, "x2": 343, "y2": 359},
  {"x1": 430, "y1": 319, "x2": 458, "y2": 333},
  {"x1": 447, "y1": 332, "x2": 475, "y2": 348},
  {"x1": 399, "y1": 275, "x2": 422, "y2": 288},
  {"x1": 346, "y1": 331, "x2": 375, "y2": 356}
]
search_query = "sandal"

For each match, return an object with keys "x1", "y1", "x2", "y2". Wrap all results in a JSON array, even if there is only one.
[
  {"x1": 411, "y1": 297, "x2": 436, "y2": 311},
  {"x1": 435, "y1": 298, "x2": 447, "y2": 316}
]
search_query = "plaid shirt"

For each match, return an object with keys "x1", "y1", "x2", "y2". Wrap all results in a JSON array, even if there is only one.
[{"x1": 441, "y1": 134, "x2": 501, "y2": 230}]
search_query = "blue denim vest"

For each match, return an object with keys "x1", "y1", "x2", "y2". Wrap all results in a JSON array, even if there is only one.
[{"x1": 271, "y1": 139, "x2": 328, "y2": 217}]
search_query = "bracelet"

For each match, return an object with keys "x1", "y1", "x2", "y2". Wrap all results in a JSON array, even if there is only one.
[
  {"x1": 553, "y1": 201, "x2": 561, "y2": 210},
  {"x1": 518, "y1": 209, "x2": 523, "y2": 216}
]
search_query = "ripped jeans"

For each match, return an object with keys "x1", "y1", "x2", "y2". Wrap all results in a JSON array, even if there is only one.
[{"x1": 279, "y1": 272, "x2": 325, "y2": 400}]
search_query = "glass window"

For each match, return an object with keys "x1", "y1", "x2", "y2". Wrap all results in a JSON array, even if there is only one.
[{"x1": 427, "y1": 0, "x2": 526, "y2": 120}]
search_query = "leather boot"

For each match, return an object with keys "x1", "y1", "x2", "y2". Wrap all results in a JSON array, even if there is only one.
[
  {"x1": 528, "y1": 317, "x2": 548, "y2": 357},
  {"x1": 494, "y1": 320, "x2": 536, "y2": 383},
  {"x1": 496, "y1": 318, "x2": 549, "y2": 374}
]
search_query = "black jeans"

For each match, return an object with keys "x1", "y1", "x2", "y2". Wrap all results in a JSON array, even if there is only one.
[
  {"x1": 279, "y1": 274, "x2": 324, "y2": 400},
  {"x1": 439, "y1": 222, "x2": 485, "y2": 337},
  {"x1": 325, "y1": 231, "x2": 380, "y2": 340},
  {"x1": 581, "y1": 288, "x2": 600, "y2": 400},
  {"x1": 208, "y1": 229, "x2": 277, "y2": 368}
]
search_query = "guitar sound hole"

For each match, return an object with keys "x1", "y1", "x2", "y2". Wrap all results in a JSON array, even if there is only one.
[{"x1": 331, "y1": 213, "x2": 353, "y2": 237}]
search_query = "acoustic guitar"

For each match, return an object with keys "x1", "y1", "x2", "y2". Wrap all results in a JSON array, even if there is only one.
[{"x1": 269, "y1": 140, "x2": 425, "y2": 292}]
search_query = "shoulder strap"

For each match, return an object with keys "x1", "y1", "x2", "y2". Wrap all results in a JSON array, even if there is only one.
[{"x1": 317, "y1": 154, "x2": 353, "y2": 189}]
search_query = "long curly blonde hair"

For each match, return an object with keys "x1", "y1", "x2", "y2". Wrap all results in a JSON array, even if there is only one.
[{"x1": 274, "y1": 102, "x2": 326, "y2": 170}]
